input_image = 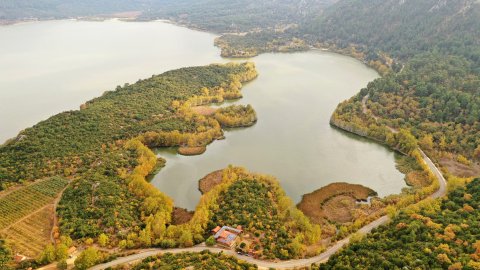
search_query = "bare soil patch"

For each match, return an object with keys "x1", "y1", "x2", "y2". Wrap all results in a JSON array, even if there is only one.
[
  {"x1": 172, "y1": 207, "x2": 194, "y2": 225},
  {"x1": 191, "y1": 106, "x2": 217, "y2": 116},
  {"x1": 198, "y1": 170, "x2": 223, "y2": 194},
  {"x1": 297, "y1": 182, "x2": 377, "y2": 225},
  {"x1": 177, "y1": 146, "x2": 206, "y2": 156},
  {"x1": 439, "y1": 158, "x2": 480, "y2": 177}
]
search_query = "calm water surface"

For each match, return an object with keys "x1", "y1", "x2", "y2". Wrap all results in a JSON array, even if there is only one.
[
  {"x1": 0, "y1": 20, "x2": 405, "y2": 210},
  {"x1": 151, "y1": 52, "x2": 406, "y2": 209}
]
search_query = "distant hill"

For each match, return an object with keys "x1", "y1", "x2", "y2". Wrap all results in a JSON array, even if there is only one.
[
  {"x1": 0, "y1": 0, "x2": 338, "y2": 32},
  {"x1": 0, "y1": 0, "x2": 148, "y2": 20},
  {"x1": 141, "y1": 0, "x2": 338, "y2": 32},
  {"x1": 303, "y1": 0, "x2": 480, "y2": 68}
]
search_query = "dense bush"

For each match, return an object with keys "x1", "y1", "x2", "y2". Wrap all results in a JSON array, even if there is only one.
[{"x1": 130, "y1": 250, "x2": 257, "y2": 270}]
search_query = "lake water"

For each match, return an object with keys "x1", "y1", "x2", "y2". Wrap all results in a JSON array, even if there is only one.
[
  {"x1": 0, "y1": 19, "x2": 406, "y2": 210},
  {"x1": 0, "y1": 19, "x2": 222, "y2": 143},
  {"x1": 152, "y1": 51, "x2": 406, "y2": 209}
]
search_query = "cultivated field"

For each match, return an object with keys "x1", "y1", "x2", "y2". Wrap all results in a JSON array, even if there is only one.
[
  {"x1": 0, "y1": 177, "x2": 68, "y2": 257},
  {"x1": 0, "y1": 177, "x2": 67, "y2": 229}
]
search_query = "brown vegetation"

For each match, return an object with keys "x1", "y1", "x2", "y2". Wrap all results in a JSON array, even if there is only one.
[
  {"x1": 191, "y1": 106, "x2": 217, "y2": 116},
  {"x1": 198, "y1": 170, "x2": 223, "y2": 194},
  {"x1": 439, "y1": 158, "x2": 480, "y2": 178},
  {"x1": 297, "y1": 182, "x2": 377, "y2": 225},
  {"x1": 214, "y1": 104, "x2": 257, "y2": 128},
  {"x1": 405, "y1": 171, "x2": 431, "y2": 188},
  {"x1": 172, "y1": 207, "x2": 194, "y2": 225},
  {"x1": 177, "y1": 146, "x2": 207, "y2": 156}
]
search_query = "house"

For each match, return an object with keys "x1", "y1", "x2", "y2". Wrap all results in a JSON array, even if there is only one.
[{"x1": 211, "y1": 225, "x2": 243, "y2": 248}]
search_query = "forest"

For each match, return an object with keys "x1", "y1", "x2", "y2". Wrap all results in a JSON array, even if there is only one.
[
  {"x1": 209, "y1": 177, "x2": 321, "y2": 259},
  {"x1": 1, "y1": 0, "x2": 336, "y2": 30},
  {"x1": 139, "y1": 0, "x2": 336, "y2": 33}
]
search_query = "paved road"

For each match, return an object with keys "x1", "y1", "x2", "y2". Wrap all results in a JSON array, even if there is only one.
[{"x1": 419, "y1": 149, "x2": 447, "y2": 199}]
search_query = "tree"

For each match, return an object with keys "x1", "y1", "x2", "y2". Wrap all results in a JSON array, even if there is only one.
[
  {"x1": 38, "y1": 244, "x2": 55, "y2": 264},
  {"x1": 84, "y1": 238, "x2": 94, "y2": 246},
  {"x1": 118, "y1": 240, "x2": 127, "y2": 249},
  {"x1": 419, "y1": 135, "x2": 434, "y2": 151},
  {"x1": 474, "y1": 145, "x2": 480, "y2": 160},
  {"x1": 206, "y1": 236, "x2": 216, "y2": 247},
  {"x1": 57, "y1": 259, "x2": 68, "y2": 270},
  {"x1": 139, "y1": 228, "x2": 152, "y2": 247},
  {"x1": 179, "y1": 230, "x2": 194, "y2": 247},
  {"x1": 55, "y1": 243, "x2": 68, "y2": 261},
  {"x1": 60, "y1": 235, "x2": 73, "y2": 247},
  {"x1": 0, "y1": 240, "x2": 11, "y2": 270},
  {"x1": 98, "y1": 233, "x2": 109, "y2": 247},
  {"x1": 74, "y1": 247, "x2": 99, "y2": 270}
]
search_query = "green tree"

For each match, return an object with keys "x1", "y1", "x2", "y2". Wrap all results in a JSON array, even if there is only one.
[
  {"x1": 206, "y1": 236, "x2": 216, "y2": 247},
  {"x1": 38, "y1": 244, "x2": 55, "y2": 264},
  {"x1": 474, "y1": 145, "x2": 480, "y2": 160},
  {"x1": 55, "y1": 243, "x2": 68, "y2": 261},
  {"x1": 179, "y1": 230, "x2": 194, "y2": 247},
  {"x1": 74, "y1": 247, "x2": 99, "y2": 270},
  {"x1": 57, "y1": 259, "x2": 67, "y2": 270},
  {"x1": 60, "y1": 235, "x2": 73, "y2": 247},
  {"x1": 0, "y1": 240, "x2": 11, "y2": 270}
]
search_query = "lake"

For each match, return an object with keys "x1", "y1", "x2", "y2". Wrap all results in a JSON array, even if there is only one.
[{"x1": 0, "y1": 19, "x2": 406, "y2": 210}]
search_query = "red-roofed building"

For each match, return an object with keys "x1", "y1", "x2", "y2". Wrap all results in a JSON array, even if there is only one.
[
  {"x1": 211, "y1": 225, "x2": 243, "y2": 248},
  {"x1": 211, "y1": 226, "x2": 221, "y2": 234}
]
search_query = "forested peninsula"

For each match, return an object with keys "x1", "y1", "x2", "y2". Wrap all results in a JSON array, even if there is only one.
[{"x1": 0, "y1": 62, "x2": 260, "y2": 269}]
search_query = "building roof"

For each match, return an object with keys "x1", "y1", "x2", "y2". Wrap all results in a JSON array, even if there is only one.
[
  {"x1": 213, "y1": 225, "x2": 242, "y2": 246},
  {"x1": 212, "y1": 226, "x2": 221, "y2": 233},
  {"x1": 213, "y1": 226, "x2": 242, "y2": 239}
]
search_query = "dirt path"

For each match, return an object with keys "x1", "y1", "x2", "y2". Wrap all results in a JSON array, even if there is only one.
[{"x1": 50, "y1": 183, "x2": 70, "y2": 243}]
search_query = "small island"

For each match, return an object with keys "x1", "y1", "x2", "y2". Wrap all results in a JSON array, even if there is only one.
[{"x1": 214, "y1": 104, "x2": 257, "y2": 128}]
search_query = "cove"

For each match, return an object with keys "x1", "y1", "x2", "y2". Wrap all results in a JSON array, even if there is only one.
[
  {"x1": 151, "y1": 52, "x2": 406, "y2": 210},
  {"x1": 0, "y1": 20, "x2": 406, "y2": 210}
]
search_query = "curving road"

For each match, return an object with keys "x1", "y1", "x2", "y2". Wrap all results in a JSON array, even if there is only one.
[{"x1": 90, "y1": 94, "x2": 448, "y2": 269}]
